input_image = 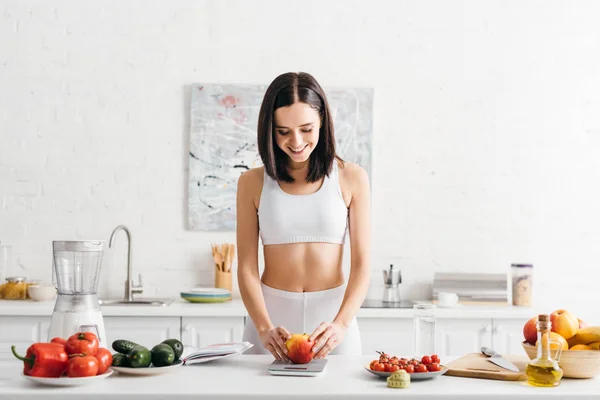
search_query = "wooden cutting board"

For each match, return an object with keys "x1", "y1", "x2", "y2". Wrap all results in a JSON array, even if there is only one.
[{"x1": 445, "y1": 353, "x2": 529, "y2": 381}]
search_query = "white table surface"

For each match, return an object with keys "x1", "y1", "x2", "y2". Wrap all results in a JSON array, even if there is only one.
[{"x1": 0, "y1": 355, "x2": 598, "y2": 399}]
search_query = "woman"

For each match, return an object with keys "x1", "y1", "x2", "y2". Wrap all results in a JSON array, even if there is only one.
[{"x1": 236, "y1": 72, "x2": 371, "y2": 361}]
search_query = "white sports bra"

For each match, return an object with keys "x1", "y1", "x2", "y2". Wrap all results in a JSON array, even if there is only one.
[{"x1": 257, "y1": 162, "x2": 349, "y2": 245}]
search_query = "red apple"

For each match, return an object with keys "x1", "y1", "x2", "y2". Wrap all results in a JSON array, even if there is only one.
[
  {"x1": 578, "y1": 317, "x2": 588, "y2": 329},
  {"x1": 550, "y1": 309, "x2": 579, "y2": 340},
  {"x1": 523, "y1": 316, "x2": 538, "y2": 345},
  {"x1": 285, "y1": 333, "x2": 314, "y2": 364}
]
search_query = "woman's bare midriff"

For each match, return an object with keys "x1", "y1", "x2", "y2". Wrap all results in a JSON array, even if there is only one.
[{"x1": 261, "y1": 242, "x2": 345, "y2": 292}]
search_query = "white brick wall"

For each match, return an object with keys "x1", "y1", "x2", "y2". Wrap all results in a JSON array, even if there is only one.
[{"x1": 1, "y1": 0, "x2": 600, "y2": 318}]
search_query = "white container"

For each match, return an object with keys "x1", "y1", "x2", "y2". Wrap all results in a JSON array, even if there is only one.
[
  {"x1": 437, "y1": 292, "x2": 459, "y2": 307},
  {"x1": 28, "y1": 285, "x2": 58, "y2": 302}
]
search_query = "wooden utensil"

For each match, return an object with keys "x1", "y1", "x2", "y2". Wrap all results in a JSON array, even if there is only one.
[
  {"x1": 226, "y1": 243, "x2": 235, "y2": 272},
  {"x1": 445, "y1": 353, "x2": 529, "y2": 381},
  {"x1": 212, "y1": 246, "x2": 223, "y2": 272}
]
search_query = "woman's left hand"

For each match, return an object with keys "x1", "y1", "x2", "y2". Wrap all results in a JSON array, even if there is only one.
[{"x1": 309, "y1": 322, "x2": 347, "y2": 359}]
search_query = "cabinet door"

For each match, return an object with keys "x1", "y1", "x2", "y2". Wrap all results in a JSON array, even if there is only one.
[
  {"x1": 356, "y1": 318, "x2": 413, "y2": 356},
  {"x1": 0, "y1": 316, "x2": 51, "y2": 382},
  {"x1": 103, "y1": 317, "x2": 181, "y2": 350},
  {"x1": 492, "y1": 318, "x2": 528, "y2": 355},
  {"x1": 181, "y1": 317, "x2": 245, "y2": 348},
  {"x1": 0, "y1": 316, "x2": 51, "y2": 362},
  {"x1": 435, "y1": 319, "x2": 493, "y2": 357}
]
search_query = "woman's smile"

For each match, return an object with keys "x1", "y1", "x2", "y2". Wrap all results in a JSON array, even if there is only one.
[{"x1": 289, "y1": 144, "x2": 309, "y2": 155}]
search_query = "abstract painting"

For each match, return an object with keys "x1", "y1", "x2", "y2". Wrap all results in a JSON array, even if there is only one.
[{"x1": 188, "y1": 83, "x2": 373, "y2": 231}]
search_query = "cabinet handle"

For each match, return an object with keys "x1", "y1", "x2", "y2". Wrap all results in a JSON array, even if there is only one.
[
  {"x1": 184, "y1": 324, "x2": 193, "y2": 333},
  {"x1": 484, "y1": 325, "x2": 492, "y2": 333}
]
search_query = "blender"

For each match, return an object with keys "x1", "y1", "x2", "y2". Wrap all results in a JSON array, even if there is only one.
[{"x1": 47, "y1": 240, "x2": 107, "y2": 347}]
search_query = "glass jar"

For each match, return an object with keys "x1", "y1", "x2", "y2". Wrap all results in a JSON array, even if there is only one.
[
  {"x1": 0, "y1": 276, "x2": 28, "y2": 300},
  {"x1": 511, "y1": 264, "x2": 533, "y2": 306},
  {"x1": 413, "y1": 304, "x2": 436, "y2": 356}
]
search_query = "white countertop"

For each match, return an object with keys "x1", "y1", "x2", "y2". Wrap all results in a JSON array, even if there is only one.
[
  {"x1": 0, "y1": 355, "x2": 598, "y2": 399},
  {"x1": 0, "y1": 298, "x2": 534, "y2": 319}
]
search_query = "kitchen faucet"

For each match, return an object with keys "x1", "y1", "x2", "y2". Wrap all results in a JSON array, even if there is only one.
[{"x1": 109, "y1": 225, "x2": 143, "y2": 302}]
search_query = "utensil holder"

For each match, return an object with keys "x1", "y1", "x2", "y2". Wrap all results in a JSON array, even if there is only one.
[{"x1": 215, "y1": 269, "x2": 232, "y2": 291}]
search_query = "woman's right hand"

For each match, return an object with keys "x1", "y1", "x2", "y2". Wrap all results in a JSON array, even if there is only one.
[{"x1": 259, "y1": 326, "x2": 291, "y2": 362}]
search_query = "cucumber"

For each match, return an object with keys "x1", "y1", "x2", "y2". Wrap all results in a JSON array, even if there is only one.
[
  {"x1": 151, "y1": 343, "x2": 175, "y2": 367},
  {"x1": 161, "y1": 338, "x2": 184, "y2": 360},
  {"x1": 112, "y1": 353, "x2": 129, "y2": 367},
  {"x1": 127, "y1": 346, "x2": 152, "y2": 368},
  {"x1": 112, "y1": 339, "x2": 140, "y2": 355}
]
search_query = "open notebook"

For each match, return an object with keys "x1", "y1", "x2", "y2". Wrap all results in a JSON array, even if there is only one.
[{"x1": 182, "y1": 342, "x2": 254, "y2": 365}]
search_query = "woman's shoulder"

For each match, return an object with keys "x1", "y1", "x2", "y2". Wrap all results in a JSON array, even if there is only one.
[
  {"x1": 337, "y1": 160, "x2": 368, "y2": 182},
  {"x1": 336, "y1": 160, "x2": 369, "y2": 198},
  {"x1": 237, "y1": 166, "x2": 265, "y2": 190}
]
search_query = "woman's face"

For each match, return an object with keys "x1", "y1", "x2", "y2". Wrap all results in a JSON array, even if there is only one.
[{"x1": 273, "y1": 102, "x2": 320, "y2": 165}]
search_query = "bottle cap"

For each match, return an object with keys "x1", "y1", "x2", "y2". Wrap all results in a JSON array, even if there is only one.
[
  {"x1": 511, "y1": 263, "x2": 533, "y2": 268},
  {"x1": 6, "y1": 276, "x2": 26, "y2": 283},
  {"x1": 538, "y1": 314, "x2": 549, "y2": 322}
]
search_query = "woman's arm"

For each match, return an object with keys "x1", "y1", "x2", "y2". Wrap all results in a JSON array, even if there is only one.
[
  {"x1": 332, "y1": 163, "x2": 371, "y2": 327},
  {"x1": 236, "y1": 169, "x2": 290, "y2": 360},
  {"x1": 310, "y1": 163, "x2": 371, "y2": 357},
  {"x1": 236, "y1": 169, "x2": 272, "y2": 332}
]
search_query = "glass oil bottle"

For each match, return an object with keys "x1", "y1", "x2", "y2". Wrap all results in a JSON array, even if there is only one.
[{"x1": 525, "y1": 314, "x2": 564, "y2": 387}]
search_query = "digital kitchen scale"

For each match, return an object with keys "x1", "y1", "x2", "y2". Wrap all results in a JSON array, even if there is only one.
[{"x1": 268, "y1": 359, "x2": 327, "y2": 377}]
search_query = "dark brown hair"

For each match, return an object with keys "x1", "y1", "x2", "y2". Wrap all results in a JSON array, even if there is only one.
[{"x1": 257, "y1": 72, "x2": 343, "y2": 183}]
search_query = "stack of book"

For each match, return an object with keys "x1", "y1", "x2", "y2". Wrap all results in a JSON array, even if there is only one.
[{"x1": 432, "y1": 272, "x2": 509, "y2": 305}]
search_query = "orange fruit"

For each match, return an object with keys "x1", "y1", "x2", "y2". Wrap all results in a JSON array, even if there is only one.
[
  {"x1": 570, "y1": 344, "x2": 593, "y2": 350},
  {"x1": 536, "y1": 332, "x2": 568, "y2": 350}
]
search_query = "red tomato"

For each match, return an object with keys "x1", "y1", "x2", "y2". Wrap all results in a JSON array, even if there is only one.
[
  {"x1": 389, "y1": 365, "x2": 400, "y2": 373},
  {"x1": 370, "y1": 360, "x2": 378, "y2": 369},
  {"x1": 404, "y1": 364, "x2": 415, "y2": 373},
  {"x1": 373, "y1": 363, "x2": 386, "y2": 372},
  {"x1": 50, "y1": 337, "x2": 67, "y2": 346},
  {"x1": 65, "y1": 332, "x2": 99, "y2": 356},
  {"x1": 421, "y1": 355, "x2": 432, "y2": 365},
  {"x1": 415, "y1": 364, "x2": 428, "y2": 373},
  {"x1": 67, "y1": 355, "x2": 99, "y2": 377},
  {"x1": 379, "y1": 357, "x2": 389, "y2": 364},
  {"x1": 431, "y1": 354, "x2": 440, "y2": 364},
  {"x1": 427, "y1": 362, "x2": 441, "y2": 372},
  {"x1": 94, "y1": 348, "x2": 113, "y2": 375}
]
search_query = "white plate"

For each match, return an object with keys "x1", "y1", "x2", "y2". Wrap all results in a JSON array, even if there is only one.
[
  {"x1": 363, "y1": 363, "x2": 448, "y2": 380},
  {"x1": 437, "y1": 303, "x2": 463, "y2": 308},
  {"x1": 187, "y1": 287, "x2": 231, "y2": 295},
  {"x1": 23, "y1": 369, "x2": 113, "y2": 387},
  {"x1": 112, "y1": 359, "x2": 183, "y2": 375}
]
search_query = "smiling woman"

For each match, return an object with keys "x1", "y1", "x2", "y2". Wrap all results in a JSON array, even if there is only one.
[{"x1": 236, "y1": 72, "x2": 372, "y2": 363}]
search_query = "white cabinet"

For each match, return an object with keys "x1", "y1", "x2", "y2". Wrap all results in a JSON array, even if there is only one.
[
  {"x1": 181, "y1": 317, "x2": 245, "y2": 348},
  {"x1": 357, "y1": 318, "x2": 413, "y2": 356},
  {"x1": 435, "y1": 319, "x2": 493, "y2": 357},
  {"x1": 103, "y1": 317, "x2": 181, "y2": 350},
  {"x1": 492, "y1": 318, "x2": 528, "y2": 355},
  {"x1": 0, "y1": 316, "x2": 51, "y2": 363}
]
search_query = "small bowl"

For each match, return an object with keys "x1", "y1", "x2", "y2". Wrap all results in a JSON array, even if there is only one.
[
  {"x1": 522, "y1": 341, "x2": 600, "y2": 379},
  {"x1": 27, "y1": 285, "x2": 57, "y2": 302}
]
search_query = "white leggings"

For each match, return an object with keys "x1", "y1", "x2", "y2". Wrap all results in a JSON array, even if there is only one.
[{"x1": 242, "y1": 281, "x2": 362, "y2": 355}]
